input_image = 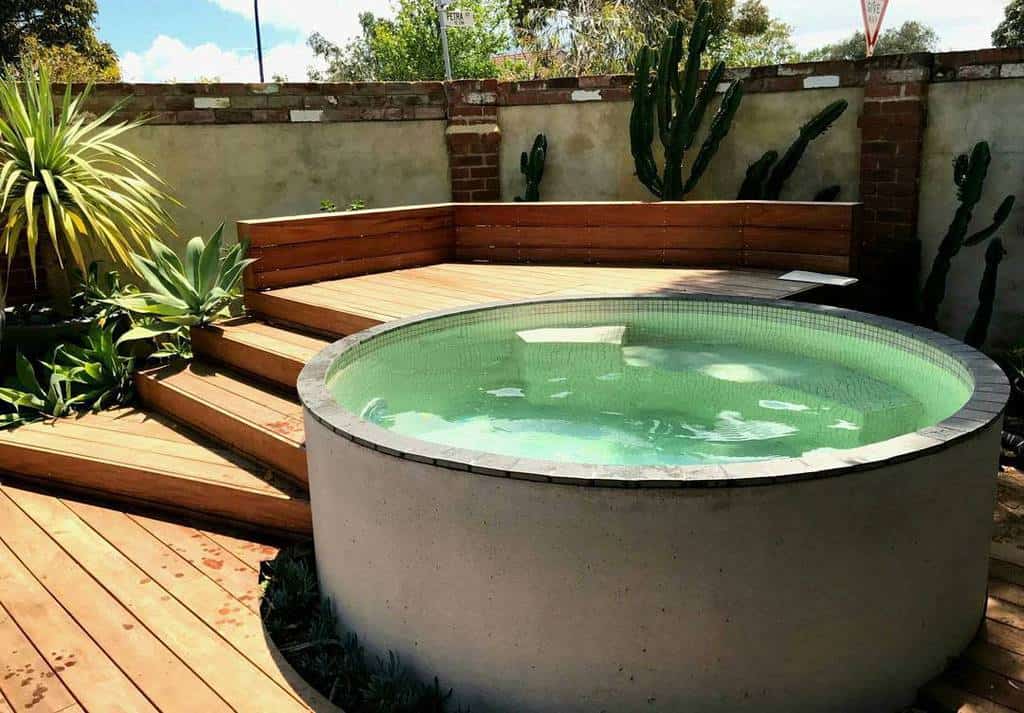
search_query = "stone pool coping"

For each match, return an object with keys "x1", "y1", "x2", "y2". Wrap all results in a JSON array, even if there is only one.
[{"x1": 297, "y1": 294, "x2": 1010, "y2": 488}]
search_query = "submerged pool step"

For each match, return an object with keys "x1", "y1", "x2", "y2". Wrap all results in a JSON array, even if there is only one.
[
  {"x1": 191, "y1": 317, "x2": 330, "y2": 392},
  {"x1": 136, "y1": 361, "x2": 309, "y2": 487}
]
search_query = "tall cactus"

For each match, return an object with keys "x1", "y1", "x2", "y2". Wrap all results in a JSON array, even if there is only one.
[
  {"x1": 629, "y1": 1, "x2": 744, "y2": 201},
  {"x1": 964, "y1": 238, "x2": 1007, "y2": 349},
  {"x1": 920, "y1": 141, "x2": 1015, "y2": 328},
  {"x1": 737, "y1": 100, "x2": 849, "y2": 201},
  {"x1": 515, "y1": 134, "x2": 547, "y2": 202}
]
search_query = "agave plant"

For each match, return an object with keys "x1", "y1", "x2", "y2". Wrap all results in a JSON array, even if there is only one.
[
  {"x1": 0, "y1": 63, "x2": 174, "y2": 301},
  {"x1": 113, "y1": 224, "x2": 255, "y2": 343}
]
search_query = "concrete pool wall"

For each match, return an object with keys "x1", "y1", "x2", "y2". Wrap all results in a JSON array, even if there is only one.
[{"x1": 298, "y1": 296, "x2": 1009, "y2": 713}]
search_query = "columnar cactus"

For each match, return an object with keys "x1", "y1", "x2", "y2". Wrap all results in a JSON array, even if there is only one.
[
  {"x1": 629, "y1": 1, "x2": 743, "y2": 200},
  {"x1": 920, "y1": 141, "x2": 1015, "y2": 328},
  {"x1": 964, "y1": 238, "x2": 1007, "y2": 349},
  {"x1": 736, "y1": 100, "x2": 849, "y2": 201},
  {"x1": 515, "y1": 134, "x2": 547, "y2": 202}
]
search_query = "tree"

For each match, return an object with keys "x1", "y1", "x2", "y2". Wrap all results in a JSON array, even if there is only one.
[
  {"x1": 508, "y1": 0, "x2": 793, "y2": 77},
  {"x1": 308, "y1": 0, "x2": 511, "y2": 81},
  {"x1": 993, "y1": 0, "x2": 1024, "y2": 47},
  {"x1": 1, "y1": 0, "x2": 117, "y2": 73},
  {"x1": 802, "y1": 20, "x2": 939, "y2": 61},
  {"x1": 15, "y1": 35, "x2": 120, "y2": 81}
]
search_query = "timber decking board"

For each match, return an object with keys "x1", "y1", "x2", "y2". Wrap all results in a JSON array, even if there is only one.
[
  {"x1": 0, "y1": 481, "x2": 333, "y2": 713},
  {"x1": 191, "y1": 318, "x2": 329, "y2": 391},
  {"x1": 136, "y1": 362, "x2": 307, "y2": 484},
  {"x1": 246, "y1": 262, "x2": 815, "y2": 337},
  {"x1": 0, "y1": 409, "x2": 311, "y2": 535}
]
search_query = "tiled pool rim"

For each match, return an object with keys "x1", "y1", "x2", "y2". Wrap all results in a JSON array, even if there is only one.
[{"x1": 297, "y1": 294, "x2": 1010, "y2": 488}]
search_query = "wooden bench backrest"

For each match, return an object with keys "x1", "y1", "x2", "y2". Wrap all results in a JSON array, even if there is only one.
[
  {"x1": 240, "y1": 201, "x2": 860, "y2": 291},
  {"x1": 455, "y1": 201, "x2": 861, "y2": 274},
  {"x1": 240, "y1": 204, "x2": 455, "y2": 290}
]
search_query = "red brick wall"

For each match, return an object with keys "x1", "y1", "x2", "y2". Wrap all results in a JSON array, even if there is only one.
[{"x1": 445, "y1": 80, "x2": 501, "y2": 202}]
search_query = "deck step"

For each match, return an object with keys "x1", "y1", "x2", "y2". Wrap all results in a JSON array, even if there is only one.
[
  {"x1": 0, "y1": 408, "x2": 310, "y2": 536},
  {"x1": 136, "y1": 361, "x2": 308, "y2": 486},
  {"x1": 191, "y1": 317, "x2": 330, "y2": 391}
]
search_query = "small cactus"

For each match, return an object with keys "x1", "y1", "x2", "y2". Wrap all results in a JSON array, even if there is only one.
[
  {"x1": 964, "y1": 238, "x2": 1007, "y2": 349},
  {"x1": 920, "y1": 141, "x2": 1015, "y2": 328},
  {"x1": 737, "y1": 100, "x2": 849, "y2": 201},
  {"x1": 515, "y1": 134, "x2": 547, "y2": 202},
  {"x1": 629, "y1": 1, "x2": 743, "y2": 200}
]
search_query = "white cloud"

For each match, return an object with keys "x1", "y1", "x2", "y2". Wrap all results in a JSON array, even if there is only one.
[
  {"x1": 210, "y1": 0, "x2": 394, "y2": 44},
  {"x1": 120, "y1": 35, "x2": 325, "y2": 82}
]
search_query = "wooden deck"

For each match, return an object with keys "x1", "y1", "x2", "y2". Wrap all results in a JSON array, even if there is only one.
[
  {"x1": 0, "y1": 408, "x2": 311, "y2": 536},
  {"x1": 0, "y1": 475, "x2": 1021, "y2": 713},
  {"x1": 246, "y1": 262, "x2": 821, "y2": 336},
  {"x1": 0, "y1": 479, "x2": 334, "y2": 713}
]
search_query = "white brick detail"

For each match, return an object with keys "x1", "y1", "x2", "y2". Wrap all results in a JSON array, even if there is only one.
[
  {"x1": 290, "y1": 109, "x2": 324, "y2": 122},
  {"x1": 465, "y1": 91, "x2": 497, "y2": 105},
  {"x1": 958, "y1": 64, "x2": 998, "y2": 79},
  {"x1": 1002, "y1": 62, "x2": 1024, "y2": 78},
  {"x1": 570, "y1": 89, "x2": 602, "y2": 102},
  {"x1": 193, "y1": 97, "x2": 230, "y2": 109},
  {"x1": 803, "y1": 75, "x2": 840, "y2": 89},
  {"x1": 779, "y1": 66, "x2": 813, "y2": 76}
]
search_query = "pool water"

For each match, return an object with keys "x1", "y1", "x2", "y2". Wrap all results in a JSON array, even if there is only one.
[{"x1": 327, "y1": 302, "x2": 972, "y2": 466}]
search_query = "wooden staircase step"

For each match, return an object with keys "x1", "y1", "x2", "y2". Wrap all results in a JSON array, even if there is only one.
[
  {"x1": 0, "y1": 408, "x2": 310, "y2": 536},
  {"x1": 136, "y1": 361, "x2": 308, "y2": 486},
  {"x1": 191, "y1": 317, "x2": 329, "y2": 391}
]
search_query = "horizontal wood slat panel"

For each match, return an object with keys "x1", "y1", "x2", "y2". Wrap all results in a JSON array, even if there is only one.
[
  {"x1": 252, "y1": 247, "x2": 453, "y2": 289},
  {"x1": 239, "y1": 205, "x2": 453, "y2": 247},
  {"x1": 250, "y1": 227, "x2": 452, "y2": 271},
  {"x1": 743, "y1": 226, "x2": 852, "y2": 255},
  {"x1": 745, "y1": 201, "x2": 856, "y2": 231},
  {"x1": 245, "y1": 201, "x2": 861, "y2": 287}
]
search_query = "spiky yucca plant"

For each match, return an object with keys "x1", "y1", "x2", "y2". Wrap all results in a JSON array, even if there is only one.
[{"x1": 0, "y1": 63, "x2": 174, "y2": 298}]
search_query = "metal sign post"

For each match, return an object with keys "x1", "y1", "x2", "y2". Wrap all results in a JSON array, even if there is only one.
[
  {"x1": 437, "y1": 0, "x2": 453, "y2": 81},
  {"x1": 861, "y1": 0, "x2": 890, "y2": 57}
]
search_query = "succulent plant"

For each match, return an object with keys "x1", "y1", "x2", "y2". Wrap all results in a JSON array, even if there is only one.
[
  {"x1": 737, "y1": 100, "x2": 849, "y2": 201},
  {"x1": 629, "y1": 1, "x2": 743, "y2": 200},
  {"x1": 515, "y1": 134, "x2": 547, "y2": 202},
  {"x1": 920, "y1": 141, "x2": 1015, "y2": 329},
  {"x1": 964, "y1": 237, "x2": 1007, "y2": 349}
]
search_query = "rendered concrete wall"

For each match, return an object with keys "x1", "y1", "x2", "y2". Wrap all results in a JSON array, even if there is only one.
[
  {"x1": 921, "y1": 80, "x2": 1024, "y2": 347},
  {"x1": 304, "y1": 410, "x2": 999, "y2": 713},
  {"x1": 498, "y1": 87, "x2": 863, "y2": 205},
  {"x1": 118, "y1": 121, "x2": 451, "y2": 246}
]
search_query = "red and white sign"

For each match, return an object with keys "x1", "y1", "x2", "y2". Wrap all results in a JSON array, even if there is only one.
[{"x1": 861, "y1": 0, "x2": 890, "y2": 57}]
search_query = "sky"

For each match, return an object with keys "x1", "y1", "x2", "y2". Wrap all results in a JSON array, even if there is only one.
[{"x1": 97, "y1": 0, "x2": 1012, "y2": 83}]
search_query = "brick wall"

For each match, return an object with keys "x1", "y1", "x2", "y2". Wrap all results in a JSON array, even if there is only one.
[
  {"x1": 39, "y1": 47, "x2": 1024, "y2": 322},
  {"x1": 445, "y1": 80, "x2": 501, "y2": 202}
]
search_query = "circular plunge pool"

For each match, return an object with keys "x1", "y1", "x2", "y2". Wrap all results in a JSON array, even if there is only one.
[{"x1": 298, "y1": 296, "x2": 1009, "y2": 713}]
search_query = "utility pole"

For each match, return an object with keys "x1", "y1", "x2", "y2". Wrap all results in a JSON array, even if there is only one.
[
  {"x1": 436, "y1": 0, "x2": 453, "y2": 81},
  {"x1": 254, "y1": 0, "x2": 266, "y2": 82}
]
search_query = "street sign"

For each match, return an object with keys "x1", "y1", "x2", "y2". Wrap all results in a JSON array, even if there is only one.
[
  {"x1": 445, "y1": 9, "x2": 475, "y2": 28},
  {"x1": 861, "y1": 0, "x2": 890, "y2": 57}
]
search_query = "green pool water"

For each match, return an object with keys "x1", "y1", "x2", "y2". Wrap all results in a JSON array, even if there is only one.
[{"x1": 326, "y1": 300, "x2": 973, "y2": 466}]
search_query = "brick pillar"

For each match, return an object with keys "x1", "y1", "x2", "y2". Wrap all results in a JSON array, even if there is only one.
[
  {"x1": 444, "y1": 80, "x2": 501, "y2": 202},
  {"x1": 857, "y1": 54, "x2": 932, "y2": 318}
]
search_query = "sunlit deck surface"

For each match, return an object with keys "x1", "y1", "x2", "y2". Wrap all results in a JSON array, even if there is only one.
[
  {"x1": 244, "y1": 263, "x2": 823, "y2": 336},
  {"x1": 0, "y1": 478, "x2": 332, "y2": 713}
]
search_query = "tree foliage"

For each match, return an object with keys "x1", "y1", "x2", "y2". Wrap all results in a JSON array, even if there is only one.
[
  {"x1": 509, "y1": 0, "x2": 794, "y2": 77},
  {"x1": 802, "y1": 20, "x2": 939, "y2": 61},
  {"x1": 993, "y1": 0, "x2": 1024, "y2": 47},
  {"x1": 308, "y1": 0, "x2": 511, "y2": 81},
  {"x1": 1, "y1": 0, "x2": 118, "y2": 76}
]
